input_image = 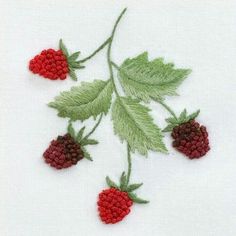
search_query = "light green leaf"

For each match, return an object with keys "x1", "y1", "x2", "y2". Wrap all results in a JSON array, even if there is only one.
[
  {"x1": 59, "y1": 39, "x2": 69, "y2": 57},
  {"x1": 112, "y1": 97, "x2": 167, "y2": 155},
  {"x1": 118, "y1": 52, "x2": 191, "y2": 102},
  {"x1": 128, "y1": 192, "x2": 149, "y2": 204},
  {"x1": 81, "y1": 146, "x2": 92, "y2": 161},
  {"x1": 49, "y1": 79, "x2": 114, "y2": 121},
  {"x1": 106, "y1": 176, "x2": 119, "y2": 188}
]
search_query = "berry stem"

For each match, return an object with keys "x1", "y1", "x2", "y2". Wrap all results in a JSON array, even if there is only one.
[
  {"x1": 83, "y1": 114, "x2": 103, "y2": 140},
  {"x1": 158, "y1": 100, "x2": 177, "y2": 119},
  {"x1": 77, "y1": 37, "x2": 111, "y2": 64},
  {"x1": 126, "y1": 143, "x2": 132, "y2": 186},
  {"x1": 111, "y1": 61, "x2": 120, "y2": 70},
  {"x1": 107, "y1": 8, "x2": 127, "y2": 98}
]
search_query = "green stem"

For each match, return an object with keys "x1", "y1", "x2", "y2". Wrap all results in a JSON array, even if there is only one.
[
  {"x1": 83, "y1": 114, "x2": 103, "y2": 140},
  {"x1": 78, "y1": 37, "x2": 111, "y2": 63},
  {"x1": 126, "y1": 143, "x2": 132, "y2": 186},
  {"x1": 111, "y1": 61, "x2": 120, "y2": 70},
  {"x1": 158, "y1": 100, "x2": 177, "y2": 119},
  {"x1": 107, "y1": 8, "x2": 127, "y2": 98}
]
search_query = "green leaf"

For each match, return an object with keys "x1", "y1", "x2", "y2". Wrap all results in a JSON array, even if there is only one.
[
  {"x1": 112, "y1": 97, "x2": 167, "y2": 155},
  {"x1": 67, "y1": 122, "x2": 76, "y2": 138},
  {"x1": 69, "y1": 68, "x2": 77, "y2": 81},
  {"x1": 59, "y1": 39, "x2": 69, "y2": 57},
  {"x1": 48, "y1": 79, "x2": 114, "y2": 121},
  {"x1": 127, "y1": 183, "x2": 143, "y2": 192},
  {"x1": 80, "y1": 138, "x2": 99, "y2": 146},
  {"x1": 68, "y1": 52, "x2": 80, "y2": 62},
  {"x1": 106, "y1": 176, "x2": 119, "y2": 188},
  {"x1": 128, "y1": 192, "x2": 149, "y2": 204},
  {"x1": 81, "y1": 146, "x2": 92, "y2": 161},
  {"x1": 118, "y1": 52, "x2": 191, "y2": 102},
  {"x1": 76, "y1": 126, "x2": 85, "y2": 142},
  {"x1": 119, "y1": 172, "x2": 127, "y2": 191}
]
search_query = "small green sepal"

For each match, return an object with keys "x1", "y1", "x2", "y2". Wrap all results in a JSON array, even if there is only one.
[
  {"x1": 128, "y1": 192, "x2": 149, "y2": 204},
  {"x1": 106, "y1": 176, "x2": 119, "y2": 189},
  {"x1": 80, "y1": 138, "x2": 99, "y2": 146},
  {"x1": 81, "y1": 146, "x2": 93, "y2": 161},
  {"x1": 67, "y1": 121, "x2": 76, "y2": 139},
  {"x1": 127, "y1": 183, "x2": 143, "y2": 192},
  {"x1": 59, "y1": 39, "x2": 84, "y2": 81},
  {"x1": 76, "y1": 126, "x2": 86, "y2": 142},
  {"x1": 105, "y1": 171, "x2": 148, "y2": 204},
  {"x1": 119, "y1": 172, "x2": 127, "y2": 191},
  {"x1": 163, "y1": 109, "x2": 200, "y2": 132}
]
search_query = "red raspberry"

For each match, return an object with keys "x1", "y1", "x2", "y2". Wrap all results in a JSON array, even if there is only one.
[
  {"x1": 43, "y1": 134, "x2": 83, "y2": 169},
  {"x1": 171, "y1": 120, "x2": 210, "y2": 159},
  {"x1": 97, "y1": 188, "x2": 133, "y2": 224},
  {"x1": 29, "y1": 49, "x2": 69, "y2": 80}
]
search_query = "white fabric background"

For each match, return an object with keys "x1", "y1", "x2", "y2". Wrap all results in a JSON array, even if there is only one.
[{"x1": 1, "y1": 0, "x2": 236, "y2": 235}]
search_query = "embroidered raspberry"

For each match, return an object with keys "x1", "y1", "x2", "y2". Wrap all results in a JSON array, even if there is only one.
[
  {"x1": 29, "y1": 39, "x2": 84, "y2": 81},
  {"x1": 43, "y1": 134, "x2": 84, "y2": 169},
  {"x1": 97, "y1": 188, "x2": 133, "y2": 224},
  {"x1": 171, "y1": 120, "x2": 210, "y2": 159},
  {"x1": 29, "y1": 49, "x2": 69, "y2": 80},
  {"x1": 97, "y1": 173, "x2": 148, "y2": 224},
  {"x1": 163, "y1": 109, "x2": 210, "y2": 159}
]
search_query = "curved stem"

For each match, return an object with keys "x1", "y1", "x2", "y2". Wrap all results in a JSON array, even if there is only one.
[
  {"x1": 83, "y1": 114, "x2": 103, "y2": 140},
  {"x1": 111, "y1": 61, "x2": 120, "y2": 70},
  {"x1": 126, "y1": 143, "x2": 132, "y2": 186},
  {"x1": 158, "y1": 100, "x2": 177, "y2": 119},
  {"x1": 78, "y1": 37, "x2": 111, "y2": 63},
  {"x1": 107, "y1": 8, "x2": 127, "y2": 98}
]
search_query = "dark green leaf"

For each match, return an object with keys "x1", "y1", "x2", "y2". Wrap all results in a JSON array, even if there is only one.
[
  {"x1": 162, "y1": 124, "x2": 175, "y2": 132},
  {"x1": 81, "y1": 138, "x2": 99, "y2": 146},
  {"x1": 106, "y1": 176, "x2": 119, "y2": 188},
  {"x1": 119, "y1": 172, "x2": 127, "y2": 191},
  {"x1": 165, "y1": 117, "x2": 177, "y2": 124},
  {"x1": 81, "y1": 146, "x2": 92, "y2": 161},
  {"x1": 127, "y1": 183, "x2": 143, "y2": 192},
  {"x1": 68, "y1": 51, "x2": 80, "y2": 62},
  {"x1": 179, "y1": 109, "x2": 187, "y2": 122},
  {"x1": 188, "y1": 110, "x2": 200, "y2": 120},
  {"x1": 76, "y1": 126, "x2": 85, "y2": 142},
  {"x1": 59, "y1": 39, "x2": 69, "y2": 57},
  {"x1": 69, "y1": 68, "x2": 77, "y2": 81},
  {"x1": 67, "y1": 122, "x2": 76, "y2": 138},
  {"x1": 69, "y1": 61, "x2": 85, "y2": 69},
  {"x1": 128, "y1": 192, "x2": 149, "y2": 204}
]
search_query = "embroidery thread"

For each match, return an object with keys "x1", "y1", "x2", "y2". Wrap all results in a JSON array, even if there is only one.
[{"x1": 30, "y1": 7, "x2": 210, "y2": 224}]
